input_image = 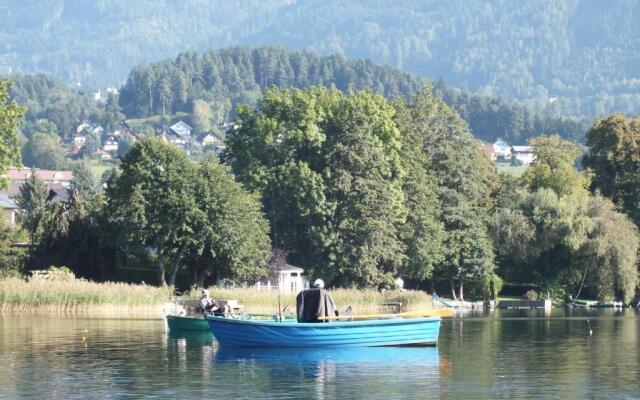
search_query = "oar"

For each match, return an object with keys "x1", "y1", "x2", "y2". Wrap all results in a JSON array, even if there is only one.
[{"x1": 318, "y1": 308, "x2": 453, "y2": 321}]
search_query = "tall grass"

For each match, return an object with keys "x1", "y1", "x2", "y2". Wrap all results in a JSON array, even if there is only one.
[
  {"x1": 0, "y1": 277, "x2": 435, "y2": 317},
  {"x1": 0, "y1": 277, "x2": 171, "y2": 317},
  {"x1": 194, "y1": 288, "x2": 434, "y2": 314}
]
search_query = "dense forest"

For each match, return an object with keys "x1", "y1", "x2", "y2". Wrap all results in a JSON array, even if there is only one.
[
  {"x1": 6, "y1": 48, "x2": 585, "y2": 145},
  {"x1": 118, "y1": 47, "x2": 585, "y2": 143},
  {"x1": 2, "y1": 0, "x2": 639, "y2": 118},
  {"x1": 5, "y1": 77, "x2": 638, "y2": 302}
]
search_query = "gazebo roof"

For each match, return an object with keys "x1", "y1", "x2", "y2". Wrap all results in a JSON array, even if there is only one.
[{"x1": 278, "y1": 264, "x2": 304, "y2": 273}]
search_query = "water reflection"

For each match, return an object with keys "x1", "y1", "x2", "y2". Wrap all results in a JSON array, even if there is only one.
[
  {"x1": 212, "y1": 346, "x2": 443, "y2": 399},
  {"x1": 0, "y1": 310, "x2": 638, "y2": 399}
]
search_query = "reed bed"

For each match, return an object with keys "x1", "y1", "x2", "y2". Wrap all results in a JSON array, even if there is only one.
[
  {"x1": 199, "y1": 287, "x2": 434, "y2": 314},
  {"x1": 0, "y1": 276, "x2": 434, "y2": 317},
  {"x1": 0, "y1": 277, "x2": 171, "y2": 318}
]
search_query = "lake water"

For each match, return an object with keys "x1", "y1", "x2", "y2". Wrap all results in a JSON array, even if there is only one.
[{"x1": 0, "y1": 309, "x2": 638, "y2": 399}]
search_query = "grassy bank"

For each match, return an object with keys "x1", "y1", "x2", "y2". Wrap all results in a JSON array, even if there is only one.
[
  {"x1": 0, "y1": 277, "x2": 171, "y2": 318},
  {"x1": 0, "y1": 276, "x2": 435, "y2": 317},
  {"x1": 198, "y1": 287, "x2": 435, "y2": 314}
]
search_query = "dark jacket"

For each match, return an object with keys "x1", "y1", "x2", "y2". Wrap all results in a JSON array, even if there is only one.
[{"x1": 296, "y1": 288, "x2": 338, "y2": 322}]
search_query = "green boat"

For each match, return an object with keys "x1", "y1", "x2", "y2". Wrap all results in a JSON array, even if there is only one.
[
  {"x1": 166, "y1": 315, "x2": 210, "y2": 333},
  {"x1": 166, "y1": 313, "x2": 297, "y2": 334}
]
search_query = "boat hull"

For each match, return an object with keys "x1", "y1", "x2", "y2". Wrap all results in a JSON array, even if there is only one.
[
  {"x1": 166, "y1": 315, "x2": 210, "y2": 333},
  {"x1": 207, "y1": 316, "x2": 441, "y2": 347}
]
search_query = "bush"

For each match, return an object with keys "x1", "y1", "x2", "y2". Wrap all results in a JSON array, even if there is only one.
[
  {"x1": 522, "y1": 289, "x2": 538, "y2": 300},
  {"x1": 481, "y1": 273, "x2": 504, "y2": 300}
]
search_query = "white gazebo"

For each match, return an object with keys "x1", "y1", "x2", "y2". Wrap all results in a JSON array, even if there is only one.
[{"x1": 255, "y1": 263, "x2": 309, "y2": 294}]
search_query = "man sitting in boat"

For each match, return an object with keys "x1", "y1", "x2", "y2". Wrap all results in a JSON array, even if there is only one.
[
  {"x1": 200, "y1": 289, "x2": 232, "y2": 317},
  {"x1": 296, "y1": 279, "x2": 338, "y2": 323}
]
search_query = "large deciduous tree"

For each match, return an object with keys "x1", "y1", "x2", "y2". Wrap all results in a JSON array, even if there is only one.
[
  {"x1": 21, "y1": 132, "x2": 67, "y2": 170},
  {"x1": 107, "y1": 138, "x2": 270, "y2": 286},
  {"x1": 225, "y1": 87, "x2": 408, "y2": 287},
  {"x1": 396, "y1": 87, "x2": 497, "y2": 300},
  {"x1": 106, "y1": 138, "x2": 203, "y2": 285},
  {"x1": 186, "y1": 158, "x2": 271, "y2": 286},
  {"x1": 523, "y1": 135, "x2": 590, "y2": 198},
  {"x1": 583, "y1": 113, "x2": 640, "y2": 225}
]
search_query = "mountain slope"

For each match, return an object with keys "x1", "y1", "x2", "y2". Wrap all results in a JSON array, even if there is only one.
[
  {"x1": 1, "y1": 0, "x2": 639, "y2": 118},
  {"x1": 117, "y1": 46, "x2": 584, "y2": 143}
]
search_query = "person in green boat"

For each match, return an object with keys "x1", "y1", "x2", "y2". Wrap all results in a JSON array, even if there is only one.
[{"x1": 200, "y1": 289, "x2": 233, "y2": 317}]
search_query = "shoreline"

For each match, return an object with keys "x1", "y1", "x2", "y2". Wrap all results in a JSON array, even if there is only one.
[{"x1": 0, "y1": 277, "x2": 437, "y2": 318}]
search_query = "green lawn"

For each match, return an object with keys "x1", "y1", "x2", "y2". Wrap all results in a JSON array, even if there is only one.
[
  {"x1": 87, "y1": 159, "x2": 113, "y2": 180},
  {"x1": 496, "y1": 164, "x2": 527, "y2": 177}
]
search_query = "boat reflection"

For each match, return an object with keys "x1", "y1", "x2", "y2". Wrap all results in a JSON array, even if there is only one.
[
  {"x1": 215, "y1": 345, "x2": 440, "y2": 365},
  {"x1": 214, "y1": 346, "x2": 445, "y2": 398}
]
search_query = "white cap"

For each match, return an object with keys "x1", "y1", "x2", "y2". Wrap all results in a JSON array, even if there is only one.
[
  {"x1": 313, "y1": 279, "x2": 325, "y2": 288},
  {"x1": 201, "y1": 289, "x2": 209, "y2": 297}
]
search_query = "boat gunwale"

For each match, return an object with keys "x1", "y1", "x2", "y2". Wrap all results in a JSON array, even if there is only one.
[
  {"x1": 206, "y1": 315, "x2": 441, "y2": 329},
  {"x1": 166, "y1": 315, "x2": 206, "y2": 321}
]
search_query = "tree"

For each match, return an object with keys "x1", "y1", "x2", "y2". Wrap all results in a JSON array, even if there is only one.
[
  {"x1": 579, "y1": 196, "x2": 639, "y2": 303},
  {"x1": 102, "y1": 93, "x2": 124, "y2": 133},
  {"x1": 192, "y1": 100, "x2": 213, "y2": 133},
  {"x1": 29, "y1": 190, "x2": 107, "y2": 280},
  {"x1": 583, "y1": 113, "x2": 640, "y2": 225},
  {"x1": 21, "y1": 132, "x2": 67, "y2": 170},
  {"x1": 15, "y1": 171, "x2": 49, "y2": 243},
  {"x1": 522, "y1": 135, "x2": 589, "y2": 198},
  {"x1": 186, "y1": 157, "x2": 271, "y2": 286},
  {"x1": 395, "y1": 88, "x2": 497, "y2": 299},
  {"x1": 71, "y1": 161, "x2": 99, "y2": 200},
  {"x1": 394, "y1": 99, "x2": 444, "y2": 282},
  {"x1": 106, "y1": 138, "x2": 203, "y2": 285},
  {"x1": 0, "y1": 218, "x2": 28, "y2": 277},
  {"x1": 225, "y1": 87, "x2": 408, "y2": 287},
  {"x1": 0, "y1": 80, "x2": 25, "y2": 188}
]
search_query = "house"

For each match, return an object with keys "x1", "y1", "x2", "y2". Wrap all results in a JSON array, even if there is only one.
[
  {"x1": 255, "y1": 263, "x2": 309, "y2": 294},
  {"x1": 76, "y1": 122, "x2": 92, "y2": 135},
  {"x1": 103, "y1": 136, "x2": 119, "y2": 152},
  {"x1": 196, "y1": 131, "x2": 224, "y2": 147},
  {"x1": 47, "y1": 187, "x2": 72, "y2": 204},
  {"x1": 3, "y1": 168, "x2": 73, "y2": 198},
  {"x1": 169, "y1": 121, "x2": 193, "y2": 139},
  {"x1": 492, "y1": 138, "x2": 512, "y2": 160},
  {"x1": 94, "y1": 150, "x2": 112, "y2": 160},
  {"x1": 73, "y1": 135, "x2": 87, "y2": 148},
  {"x1": 0, "y1": 195, "x2": 19, "y2": 227},
  {"x1": 512, "y1": 145, "x2": 535, "y2": 165}
]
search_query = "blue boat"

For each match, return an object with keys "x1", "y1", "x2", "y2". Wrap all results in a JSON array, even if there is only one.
[{"x1": 206, "y1": 315, "x2": 441, "y2": 347}]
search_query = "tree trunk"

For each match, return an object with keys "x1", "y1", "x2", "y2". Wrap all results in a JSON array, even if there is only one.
[
  {"x1": 167, "y1": 245, "x2": 186, "y2": 287},
  {"x1": 450, "y1": 277, "x2": 458, "y2": 301},
  {"x1": 458, "y1": 275, "x2": 464, "y2": 302},
  {"x1": 157, "y1": 252, "x2": 166, "y2": 286},
  {"x1": 191, "y1": 267, "x2": 199, "y2": 288}
]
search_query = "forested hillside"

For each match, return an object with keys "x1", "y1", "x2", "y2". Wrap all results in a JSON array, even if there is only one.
[
  {"x1": 1, "y1": 0, "x2": 639, "y2": 119},
  {"x1": 118, "y1": 47, "x2": 585, "y2": 143}
]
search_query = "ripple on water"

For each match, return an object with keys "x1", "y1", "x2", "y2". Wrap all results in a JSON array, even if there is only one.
[{"x1": 0, "y1": 310, "x2": 638, "y2": 399}]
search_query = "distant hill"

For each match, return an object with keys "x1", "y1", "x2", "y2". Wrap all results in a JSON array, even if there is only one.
[
  {"x1": 118, "y1": 47, "x2": 584, "y2": 143},
  {"x1": 1, "y1": 0, "x2": 639, "y2": 119}
]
